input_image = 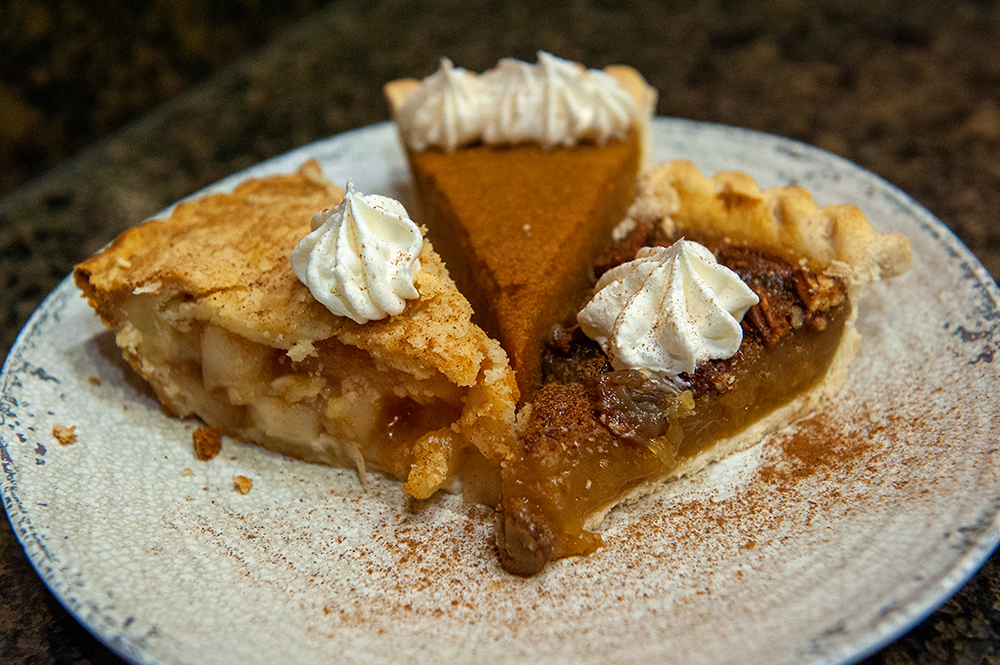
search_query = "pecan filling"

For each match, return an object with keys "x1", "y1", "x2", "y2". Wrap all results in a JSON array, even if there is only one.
[{"x1": 498, "y1": 222, "x2": 850, "y2": 576}]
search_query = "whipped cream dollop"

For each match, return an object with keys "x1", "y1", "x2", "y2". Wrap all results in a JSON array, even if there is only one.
[
  {"x1": 395, "y1": 58, "x2": 485, "y2": 152},
  {"x1": 397, "y1": 51, "x2": 636, "y2": 151},
  {"x1": 577, "y1": 240, "x2": 760, "y2": 391},
  {"x1": 291, "y1": 181, "x2": 423, "y2": 324}
]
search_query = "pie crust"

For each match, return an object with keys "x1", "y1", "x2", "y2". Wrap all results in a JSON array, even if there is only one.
[{"x1": 624, "y1": 160, "x2": 913, "y2": 292}]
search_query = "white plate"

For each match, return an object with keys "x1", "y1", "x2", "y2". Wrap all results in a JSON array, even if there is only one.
[{"x1": 3, "y1": 118, "x2": 999, "y2": 665}]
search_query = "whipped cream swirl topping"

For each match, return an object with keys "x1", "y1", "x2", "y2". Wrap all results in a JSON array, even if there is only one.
[
  {"x1": 577, "y1": 240, "x2": 760, "y2": 391},
  {"x1": 395, "y1": 58, "x2": 485, "y2": 152},
  {"x1": 397, "y1": 51, "x2": 636, "y2": 151},
  {"x1": 291, "y1": 181, "x2": 423, "y2": 324}
]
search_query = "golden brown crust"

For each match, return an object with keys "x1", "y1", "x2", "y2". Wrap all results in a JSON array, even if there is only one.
[
  {"x1": 602, "y1": 66, "x2": 657, "y2": 167},
  {"x1": 623, "y1": 160, "x2": 914, "y2": 291},
  {"x1": 383, "y1": 78, "x2": 419, "y2": 114},
  {"x1": 75, "y1": 160, "x2": 345, "y2": 348}
]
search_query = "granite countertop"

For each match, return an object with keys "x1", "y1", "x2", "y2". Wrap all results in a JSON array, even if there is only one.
[{"x1": 2, "y1": 1, "x2": 999, "y2": 662}]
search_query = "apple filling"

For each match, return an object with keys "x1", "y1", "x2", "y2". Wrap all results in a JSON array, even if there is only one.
[
  {"x1": 498, "y1": 228, "x2": 852, "y2": 575},
  {"x1": 114, "y1": 294, "x2": 473, "y2": 488}
]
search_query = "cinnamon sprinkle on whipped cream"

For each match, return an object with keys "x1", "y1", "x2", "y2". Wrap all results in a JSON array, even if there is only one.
[
  {"x1": 291, "y1": 181, "x2": 423, "y2": 324},
  {"x1": 578, "y1": 239, "x2": 759, "y2": 391},
  {"x1": 397, "y1": 51, "x2": 637, "y2": 151}
]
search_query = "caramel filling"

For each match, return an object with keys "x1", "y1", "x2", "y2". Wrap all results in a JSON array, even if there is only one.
[{"x1": 498, "y1": 228, "x2": 850, "y2": 575}]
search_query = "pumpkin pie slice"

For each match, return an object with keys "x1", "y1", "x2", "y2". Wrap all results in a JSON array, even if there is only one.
[
  {"x1": 74, "y1": 160, "x2": 517, "y2": 500},
  {"x1": 384, "y1": 53, "x2": 657, "y2": 399}
]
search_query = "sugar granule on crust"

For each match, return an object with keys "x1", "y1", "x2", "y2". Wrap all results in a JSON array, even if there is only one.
[
  {"x1": 52, "y1": 424, "x2": 76, "y2": 446},
  {"x1": 233, "y1": 476, "x2": 253, "y2": 494},
  {"x1": 193, "y1": 425, "x2": 223, "y2": 460}
]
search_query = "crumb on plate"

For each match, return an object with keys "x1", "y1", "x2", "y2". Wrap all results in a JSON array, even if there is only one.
[
  {"x1": 52, "y1": 424, "x2": 76, "y2": 446},
  {"x1": 233, "y1": 475, "x2": 252, "y2": 494},
  {"x1": 193, "y1": 426, "x2": 223, "y2": 460}
]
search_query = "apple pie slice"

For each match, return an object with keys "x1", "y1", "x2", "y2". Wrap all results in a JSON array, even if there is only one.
[{"x1": 74, "y1": 160, "x2": 517, "y2": 500}]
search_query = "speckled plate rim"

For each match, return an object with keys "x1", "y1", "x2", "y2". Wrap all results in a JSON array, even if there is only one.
[{"x1": 1, "y1": 117, "x2": 999, "y2": 665}]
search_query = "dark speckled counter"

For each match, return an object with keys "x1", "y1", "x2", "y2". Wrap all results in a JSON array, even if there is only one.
[{"x1": 2, "y1": 1, "x2": 1000, "y2": 662}]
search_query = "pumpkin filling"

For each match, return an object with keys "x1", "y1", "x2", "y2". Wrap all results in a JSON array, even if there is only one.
[{"x1": 498, "y1": 224, "x2": 851, "y2": 575}]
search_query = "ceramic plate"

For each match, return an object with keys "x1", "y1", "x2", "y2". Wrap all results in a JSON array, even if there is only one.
[{"x1": 3, "y1": 119, "x2": 999, "y2": 665}]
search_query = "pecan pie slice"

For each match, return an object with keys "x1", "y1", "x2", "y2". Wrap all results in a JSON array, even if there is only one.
[{"x1": 496, "y1": 161, "x2": 912, "y2": 574}]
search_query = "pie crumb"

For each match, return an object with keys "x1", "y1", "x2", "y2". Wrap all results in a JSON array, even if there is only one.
[
  {"x1": 88, "y1": 377, "x2": 101, "y2": 386},
  {"x1": 52, "y1": 424, "x2": 76, "y2": 446},
  {"x1": 233, "y1": 476, "x2": 252, "y2": 494},
  {"x1": 193, "y1": 426, "x2": 223, "y2": 460},
  {"x1": 181, "y1": 467, "x2": 194, "y2": 477}
]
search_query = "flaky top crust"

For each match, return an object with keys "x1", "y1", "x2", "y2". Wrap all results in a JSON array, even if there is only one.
[
  {"x1": 622, "y1": 160, "x2": 913, "y2": 290},
  {"x1": 74, "y1": 160, "x2": 513, "y2": 391}
]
